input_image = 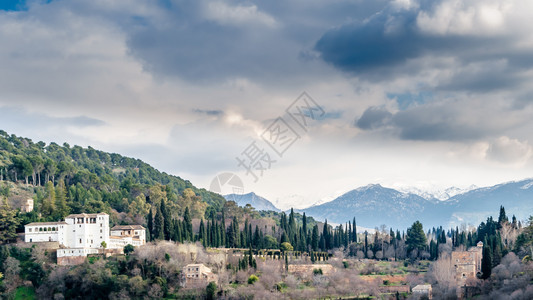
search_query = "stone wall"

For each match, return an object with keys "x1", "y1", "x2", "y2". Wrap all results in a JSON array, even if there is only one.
[
  {"x1": 288, "y1": 264, "x2": 335, "y2": 278},
  {"x1": 57, "y1": 255, "x2": 86, "y2": 266}
]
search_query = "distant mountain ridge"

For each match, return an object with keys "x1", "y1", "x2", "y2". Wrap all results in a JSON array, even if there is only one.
[
  {"x1": 397, "y1": 185, "x2": 478, "y2": 201},
  {"x1": 224, "y1": 192, "x2": 280, "y2": 212},
  {"x1": 301, "y1": 179, "x2": 533, "y2": 229},
  {"x1": 238, "y1": 179, "x2": 533, "y2": 230}
]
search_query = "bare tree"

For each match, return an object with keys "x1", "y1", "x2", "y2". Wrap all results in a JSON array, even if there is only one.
[
  {"x1": 500, "y1": 222, "x2": 519, "y2": 250},
  {"x1": 3, "y1": 257, "x2": 21, "y2": 293},
  {"x1": 426, "y1": 254, "x2": 457, "y2": 298}
]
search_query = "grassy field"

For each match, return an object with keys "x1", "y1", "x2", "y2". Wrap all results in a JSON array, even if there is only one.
[{"x1": 14, "y1": 286, "x2": 36, "y2": 300}]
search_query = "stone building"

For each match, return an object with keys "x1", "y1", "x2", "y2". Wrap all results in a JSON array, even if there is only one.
[
  {"x1": 181, "y1": 264, "x2": 218, "y2": 288},
  {"x1": 412, "y1": 284, "x2": 432, "y2": 299},
  {"x1": 451, "y1": 241, "x2": 483, "y2": 285},
  {"x1": 21, "y1": 199, "x2": 33, "y2": 213}
]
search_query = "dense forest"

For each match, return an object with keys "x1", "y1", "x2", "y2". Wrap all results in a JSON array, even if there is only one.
[{"x1": 1, "y1": 130, "x2": 533, "y2": 299}]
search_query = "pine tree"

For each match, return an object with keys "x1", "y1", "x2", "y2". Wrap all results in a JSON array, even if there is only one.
[
  {"x1": 0, "y1": 198, "x2": 20, "y2": 243},
  {"x1": 406, "y1": 221, "x2": 427, "y2": 253}
]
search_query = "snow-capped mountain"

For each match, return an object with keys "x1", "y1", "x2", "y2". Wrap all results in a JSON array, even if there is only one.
[
  {"x1": 225, "y1": 179, "x2": 533, "y2": 230},
  {"x1": 398, "y1": 185, "x2": 478, "y2": 201},
  {"x1": 296, "y1": 184, "x2": 435, "y2": 230},
  {"x1": 301, "y1": 179, "x2": 533, "y2": 229}
]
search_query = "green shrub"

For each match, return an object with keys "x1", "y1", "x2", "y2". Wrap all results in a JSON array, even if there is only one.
[
  {"x1": 124, "y1": 244, "x2": 134, "y2": 255},
  {"x1": 313, "y1": 268, "x2": 323, "y2": 275},
  {"x1": 247, "y1": 274, "x2": 258, "y2": 285},
  {"x1": 206, "y1": 281, "x2": 217, "y2": 300}
]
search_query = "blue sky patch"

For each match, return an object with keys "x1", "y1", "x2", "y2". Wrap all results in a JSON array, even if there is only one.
[
  {"x1": 0, "y1": 0, "x2": 27, "y2": 11},
  {"x1": 387, "y1": 91, "x2": 434, "y2": 110}
]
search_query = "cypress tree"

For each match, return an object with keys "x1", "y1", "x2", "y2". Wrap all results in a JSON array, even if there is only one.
[
  {"x1": 311, "y1": 225, "x2": 319, "y2": 251},
  {"x1": 302, "y1": 212, "x2": 308, "y2": 241},
  {"x1": 481, "y1": 238, "x2": 492, "y2": 279},
  {"x1": 154, "y1": 205, "x2": 164, "y2": 240},
  {"x1": 147, "y1": 206, "x2": 153, "y2": 241},
  {"x1": 183, "y1": 207, "x2": 192, "y2": 241},
  {"x1": 161, "y1": 199, "x2": 171, "y2": 240},
  {"x1": 364, "y1": 231, "x2": 369, "y2": 257},
  {"x1": 199, "y1": 219, "x2": 206, "y2": 247},
  {"x1": 353, "y1": 217, "x2": 357, "y2": 243},
  {"x1": 221, "y1": 212, "x2": 226, "y2": 246},
  {"x1": 323, "y1": 220, "x2": 329, "y2": 249},
  {"x1": 498, "y1": 205, "x2": 508, "y2": 225},
  {"x1": 254, "y1": 225, "x2": 260, "y2": 249}
]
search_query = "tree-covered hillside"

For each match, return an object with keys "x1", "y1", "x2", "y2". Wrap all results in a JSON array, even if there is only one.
[{"x1": 0, "y1": 130, "x2": 225, "y2": 230}]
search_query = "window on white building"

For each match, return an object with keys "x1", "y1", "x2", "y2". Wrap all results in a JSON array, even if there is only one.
[{"x1": 29, "y1": 228, "x2": 32, "y2": 232}]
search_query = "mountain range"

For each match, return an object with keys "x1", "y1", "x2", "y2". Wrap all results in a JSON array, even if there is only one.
[
  {"x1": 226, "y1": 179, "x2": 533, "y2": 230},
  {"x1": 224, "y1": 192, "x2": 280, "y2": 212}
]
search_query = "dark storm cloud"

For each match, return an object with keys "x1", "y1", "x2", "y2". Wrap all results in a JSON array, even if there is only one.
[
  {"x1": 392, "y1": 106, "x2": 485, "y2": 141},
  {"x1": 121, "y1": 0, "x2": 389, "y2": 83},
  {"x1": 355, "y1": 106, "x2": 392, "y2": 130},
  {"x1": 355, "y1": 103, "x2": 499, "y2": 142},
  {"x1": 313, "y1": 0, "x2": 533, "y2": 93}
]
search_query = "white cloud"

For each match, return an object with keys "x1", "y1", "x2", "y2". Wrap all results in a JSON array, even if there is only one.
[
  {"x1": 416, "y1": 0, "x2": 515, "y2": 36},
  {"x1": 486, "y1": 136, "x2": 532, "y2": 165},
  {"x1": 204, "y1": 1, "x2": 278, "y2": 28}
]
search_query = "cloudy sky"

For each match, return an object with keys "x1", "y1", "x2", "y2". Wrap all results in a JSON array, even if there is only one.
[{"x1": 1, "y1": 0, "x2": 533, "y2": 209}]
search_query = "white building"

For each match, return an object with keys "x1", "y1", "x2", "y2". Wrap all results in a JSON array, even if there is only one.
[
  {"x1": 109, "y1": 225, "x2": 146, "y2": 248},
  {"x1": 25, "y1": 213, "x2": 109, "y2": 247},
  {"x1": 24, "y1": 213, "x2": 145, "y2": 264},
  {"x1": 24, "y1": 221, "x2": 66, "y2": 242}
]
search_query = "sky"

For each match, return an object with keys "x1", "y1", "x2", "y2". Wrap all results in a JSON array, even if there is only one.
[{"x1": 1, "y1": 0, "x2": 533, "y2": 209}]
